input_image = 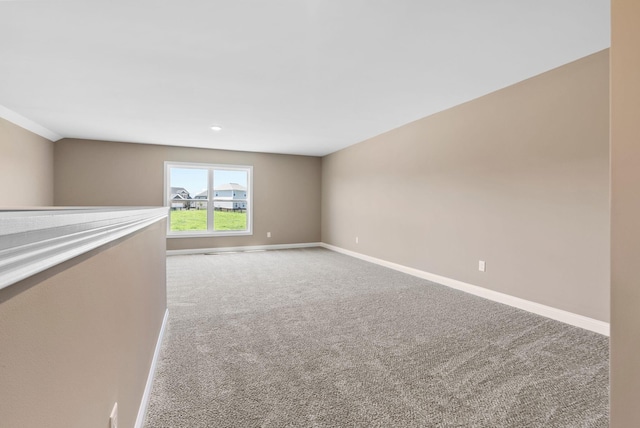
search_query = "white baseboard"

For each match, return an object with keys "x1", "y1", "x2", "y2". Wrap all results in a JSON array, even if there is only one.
[
  {"x1": 135, "y1": 308, "x2": 169, "y2": 428},
  {"x1": 167, "y1": 242, "x2": 322, "y2": 256},
  {"x1": 320, "y1": 243, "x2": 610, "y2": 336}
]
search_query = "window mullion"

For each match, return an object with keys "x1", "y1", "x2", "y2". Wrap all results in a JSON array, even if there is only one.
[{"x1": 207, "y1": 168, "x2": 214, "y2": 232}]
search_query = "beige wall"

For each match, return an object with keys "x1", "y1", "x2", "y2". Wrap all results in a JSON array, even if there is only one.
[
  {"x1": 611, "y1": 1, "x2": 640, "y2": 425},
  {"x1": 53, "y1": 139, "x2": 322, "y2": 250},
  {"x1": 0, "y1": 117, "x2": 54, "y2": 206},
  {"x1": 322, "y1": 50, "x2": 610, "y2": 322},
  {"x1": 0, "y1": 219, "x2": 167, "y2": 428}
]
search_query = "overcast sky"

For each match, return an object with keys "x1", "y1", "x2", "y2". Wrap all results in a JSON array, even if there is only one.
[{"x1": 170, "y1": 168, "x2": 248, "y2": 196}]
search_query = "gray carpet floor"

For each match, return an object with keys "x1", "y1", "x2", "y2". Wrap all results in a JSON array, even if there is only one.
[{"x1": 144, "y1": 248, "x2": 609, "y2": 427}]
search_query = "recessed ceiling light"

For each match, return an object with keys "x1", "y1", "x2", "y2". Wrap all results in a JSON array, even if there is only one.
[{"x1": 210, "y1": 125, "x2": 222, "y2": 132}]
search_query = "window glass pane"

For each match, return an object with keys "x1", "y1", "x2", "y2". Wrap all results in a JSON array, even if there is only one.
[
  {"x1": 165, "y1": 163, "x2": 251, "y2": 235},
  {"x1": 169, "y1": 202, "x2": 208, "y2": 231},
  {"x1": 213, "y1": 169, "x2": 248, "y2": 231},
  {"x1": 170, "y1": 168, "x2": 208, "y2": 200},
  {"x1": 169, "y1": 168, "x2": 207, "y2": 231},
  {"x1": 213, "y1": 209, "x2": 247, "y2": 231}
]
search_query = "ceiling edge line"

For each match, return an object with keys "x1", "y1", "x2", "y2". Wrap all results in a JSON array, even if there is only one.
[{"x1": 0, "y1": 104, "x2": 62, "y2": 142}]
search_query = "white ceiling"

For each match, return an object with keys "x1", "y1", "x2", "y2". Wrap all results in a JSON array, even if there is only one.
[{"x1": 0, "y1": 1, "x2": 610, "y2": 156}]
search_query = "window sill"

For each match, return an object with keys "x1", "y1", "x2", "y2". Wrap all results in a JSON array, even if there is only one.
[{"x1": 166, "y1": 231, "x2": 253, "y2": 238}]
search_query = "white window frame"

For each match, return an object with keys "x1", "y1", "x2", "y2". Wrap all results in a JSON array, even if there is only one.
[{"x1": 164, "y1": 161, "x2": 253, "y2": 237}]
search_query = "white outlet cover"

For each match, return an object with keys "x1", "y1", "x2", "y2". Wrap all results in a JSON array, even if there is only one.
[{"x1": 479, "y1": 261, "x2": 486, "y2": 272}]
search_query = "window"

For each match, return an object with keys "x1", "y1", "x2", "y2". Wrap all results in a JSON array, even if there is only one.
[{"x1": 164, "y1": 162, "x2": 253, "y2": 237}]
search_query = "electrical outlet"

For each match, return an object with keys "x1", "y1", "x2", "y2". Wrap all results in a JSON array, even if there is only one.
[
  {"x1": 110, "y1": 402, "x2": 118, "y2": 428},
  {"x1": 267, "y1": 232, "x2": 271, "y2": 238},
  {"x1": 478, "y1": 260, "x2": 486, "y2": 272},
  {"x1": 355, "y1": 236, "x2": 359, "y2": 244}
]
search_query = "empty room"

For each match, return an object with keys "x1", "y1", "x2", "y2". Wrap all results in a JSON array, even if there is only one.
[{"x1": 1, "y1": 1, "x2": 639, "y2": 427}]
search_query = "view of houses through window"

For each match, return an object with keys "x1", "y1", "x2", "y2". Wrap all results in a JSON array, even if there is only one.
[{"x1": 165, "y1": 162, "x2": 252, "y2": 235}]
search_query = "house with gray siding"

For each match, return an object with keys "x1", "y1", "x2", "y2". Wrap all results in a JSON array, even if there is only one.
[{"x1": 214, "y1": 183, "x2": 247, "y2": 210}]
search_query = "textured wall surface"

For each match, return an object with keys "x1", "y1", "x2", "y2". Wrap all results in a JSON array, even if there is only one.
[
  {"x1": 54, "y1": 139, "x2": 322, "y2": 250},
  {"x1": 611, "y1": 0, "x2": 640, "y2": 425},
  {"x1": 322, "y1": 50, "x2": 610, "y2": 322},
  {"x1": 0, "y1": 117, "x2": 54, "y2": 207},
  {"x1": 0, "y1": 220, "x2": 167, "y2": 428}
]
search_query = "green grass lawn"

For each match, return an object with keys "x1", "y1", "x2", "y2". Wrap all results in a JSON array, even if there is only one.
[{"x1": 170, "y1": 209, "x2": 247, "y2": 231}]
